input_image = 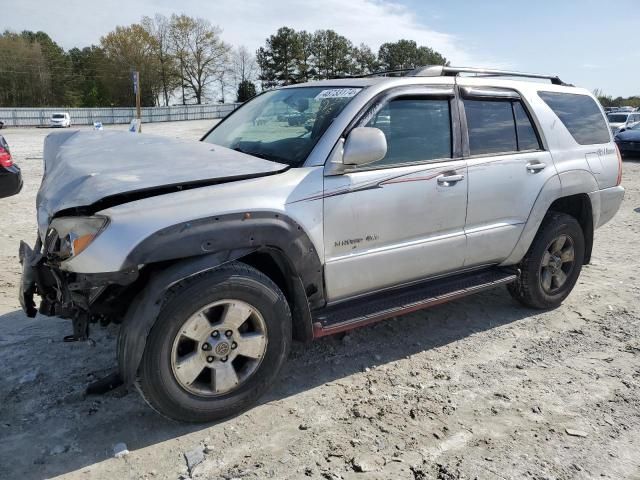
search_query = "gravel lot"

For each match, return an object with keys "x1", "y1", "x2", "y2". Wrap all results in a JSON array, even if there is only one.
[{"x1": 0, "y1": 121, "x2": 639, "y2": 480}]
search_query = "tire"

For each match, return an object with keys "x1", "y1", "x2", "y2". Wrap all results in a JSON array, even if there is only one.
[
  {"x1": 508, "y1": 212, "x2": 585, "y2": 309},
  {"x1": 137, "y1": 261, "x2": 291, "y2": 423}
]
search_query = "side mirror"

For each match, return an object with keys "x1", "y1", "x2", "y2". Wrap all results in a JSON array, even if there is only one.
[{"x1": 342, "y1": 127, "x2": 387, "y2": 166}]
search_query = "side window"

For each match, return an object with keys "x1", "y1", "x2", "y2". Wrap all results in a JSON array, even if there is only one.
[
  {"x1": 365, "y1": 97, "x2": 451, "y2": 167},
  {"x1": 513, "y1": 102, "x2": 541, "y2": 151},
  {"x1": 538, "y1": 91, "x2": 610, "y2": 145},
  {"x1": 464, "y1": 100, "x2": 517, "y2": 155}
]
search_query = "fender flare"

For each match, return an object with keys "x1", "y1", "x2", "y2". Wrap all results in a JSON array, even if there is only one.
[
  {"x1": 123, "y1": 211, "x2": 324, "y2": 308},
  {"x1": 501, "y1": 170, "x2": 598, "y2": 266}
]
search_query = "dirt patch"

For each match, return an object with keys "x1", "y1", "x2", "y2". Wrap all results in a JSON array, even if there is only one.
[{"x1": 1, "y1": 122, "x2": 639, "y2": 479}]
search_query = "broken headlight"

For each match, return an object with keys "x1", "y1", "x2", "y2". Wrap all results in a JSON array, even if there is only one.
[{"x1": 46, "y1": 216, "x2": 109, "y2": 260}]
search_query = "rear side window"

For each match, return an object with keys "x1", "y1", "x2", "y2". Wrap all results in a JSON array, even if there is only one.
[
  {"x1": 538, "y1": 92, "x2": 610, "y2": 145},
  {"x1": 513, "y1": 102, "x2": 540, "y2": 151},
  {"x1": 464, "y1": 99, "x2": 541, "y2": 155}
]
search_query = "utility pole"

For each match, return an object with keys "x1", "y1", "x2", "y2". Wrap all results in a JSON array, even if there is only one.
[{"x1": 134, "y1": 71, "x2": 142, "y2": 132}]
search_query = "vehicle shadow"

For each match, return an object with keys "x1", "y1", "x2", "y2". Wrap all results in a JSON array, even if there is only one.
[{"x1": 0, "y1": 287, "x2": 541, "y2": 479}]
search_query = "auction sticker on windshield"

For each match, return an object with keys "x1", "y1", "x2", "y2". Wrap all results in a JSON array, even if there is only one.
[{"x1": 315, "y1": 88, "x2": 361, "y2": 100}]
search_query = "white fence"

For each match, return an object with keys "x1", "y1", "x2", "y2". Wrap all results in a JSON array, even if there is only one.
[{"x1": 0, "y1": 104, "x2": 241, "y2": 127}]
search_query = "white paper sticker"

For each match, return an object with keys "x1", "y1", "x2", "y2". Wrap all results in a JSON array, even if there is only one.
[{"x1": 314, "y1": 88, "x2": 361, "y2": 100}]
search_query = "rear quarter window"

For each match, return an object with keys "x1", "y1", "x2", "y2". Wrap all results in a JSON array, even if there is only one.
[{"x1": 538, "y1": 91, "x2": 610, "y2": 145}]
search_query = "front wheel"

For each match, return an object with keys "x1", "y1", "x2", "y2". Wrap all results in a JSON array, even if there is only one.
[
  {"x1": 136, "y1": 262, "x2": 291, "y2": 422},
  {"x1": 508, "y1": 212, "x2": 585, "y2": 309}
]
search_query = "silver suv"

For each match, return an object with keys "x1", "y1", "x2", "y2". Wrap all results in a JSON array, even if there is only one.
[{"x1": 19, "y1": 66, "x2": 625, "y2": 422}]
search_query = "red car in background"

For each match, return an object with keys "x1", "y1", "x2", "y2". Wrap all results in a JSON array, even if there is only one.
[{"x1": 0, "y1": 135, "x2": 22, "y2": 198}]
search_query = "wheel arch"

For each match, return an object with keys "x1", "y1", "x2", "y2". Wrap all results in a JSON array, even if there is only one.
[
  {"x1": 117, "y1": 212, "x2": 322, "y2": 385},
  {"x1": 501, "y1": 171, "x2": 597, "y2": 266},
  {"x1": 547, "y1": 193, "x2": 594, "y2": 264}
]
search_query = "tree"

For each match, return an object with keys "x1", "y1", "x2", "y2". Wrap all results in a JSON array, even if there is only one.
[
  {"x1": 0, "y1": 32, "x2": 51, "y2": 107},
  {"x1": 351, "y1": 43, "x2": 379, "y2": 75},
  {"x1": 142, "y1": 14, "x2": 180, "y2": 106},
  {"x1": 101, "y1": 24, "x2": 162, "y2": 106},
  {"x1": 378, "y1": 39, "x2": 448, "y2": 71},
  {"x1": 169, "y1": 14, "x2": 230, "y2": 104},
  {"x1": 256, "y1": 27, "x2": 301, "y2": 88},
  {"x1": 296, "y1": 30, "x2": 314, "y2": 82},
  {"x1": 311, "y1": 29, "x2": 353, "y2": 79},
  {"x1": 231, "y1": 45, "x2": 258, "y2": 97},
  {"x1": 237, "y1": 79, "x2": 256, "y2": 102},
  {"x1": 68, "y1": 46, "x2": 112, "y2": 107},
  {"x1": 20, "y1": 31, "x2": 72, "y2": 105}
]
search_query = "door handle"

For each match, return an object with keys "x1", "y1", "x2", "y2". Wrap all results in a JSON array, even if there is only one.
[
  {"x1": 437, "y1": 173, "x2": 465, "y2": 186},
  {"x1": 526, "y1": 162, "x2": 546, "y2": 173}
]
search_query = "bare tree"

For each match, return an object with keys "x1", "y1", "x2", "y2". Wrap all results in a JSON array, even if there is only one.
[
  {"x1": 169, "y1": 15, "x2": 230, "y2": 104},
  {"x1": 142, "y1": 14, "x2": 180, "y2": 106},
  {"x1": 232, "y1": 46, "x2": 257, "y2": 86}
]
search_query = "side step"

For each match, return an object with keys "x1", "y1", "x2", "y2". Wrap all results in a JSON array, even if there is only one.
[{"x1": 312, "y1": 268, "x2": 517, "y2": 338}]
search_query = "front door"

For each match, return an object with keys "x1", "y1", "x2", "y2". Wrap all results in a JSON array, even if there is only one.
[{"x1": 323, "y1": 89, "x2": 468, "y2": 302}]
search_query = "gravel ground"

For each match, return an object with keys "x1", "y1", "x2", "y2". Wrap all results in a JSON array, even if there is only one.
[{"x1": 0, "y1": 121, "x2": 639, "y2": 480}]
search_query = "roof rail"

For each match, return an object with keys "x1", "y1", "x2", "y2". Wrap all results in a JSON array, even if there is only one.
[
  {"x1": 409, "y1": 65, "x2": 570, "y2": 86},
  {"x1": 351, "y1": 65, "x2": 569, "y2": 86},
  {"x1": 352, "y1": 68, "x2": 415, "y2": 78}
]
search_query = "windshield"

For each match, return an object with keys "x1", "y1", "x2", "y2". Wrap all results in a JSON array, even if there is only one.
[
  {"x1": 608, "y1": 114, "x2": 629, "y2": 123},
  {"x1": 203, "y1": 87, "x2": 362, "y2": 166},
  {"x1": 52, "y1": 114, "x2": 65, "y2": 119}
]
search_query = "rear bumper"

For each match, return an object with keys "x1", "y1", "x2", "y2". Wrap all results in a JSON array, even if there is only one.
[
  {"x1": 590, "y1": 185, "x2": 625, "y2": 229},
  {"x1": 0, "y1": 166, "x2": 22, "y2": 198}
]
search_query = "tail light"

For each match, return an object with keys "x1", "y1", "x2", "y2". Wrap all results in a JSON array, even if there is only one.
[
  {"x1": 615, "y1": 144, "x2": 623, "y2": 186},
  {"x1": 0, "y1": 147, "x2": 12, "y2": 168}
]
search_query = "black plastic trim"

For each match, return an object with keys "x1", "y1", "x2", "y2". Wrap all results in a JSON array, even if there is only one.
[{"x1": 124, "y1": 211, "x2": 325, "y2": 309}]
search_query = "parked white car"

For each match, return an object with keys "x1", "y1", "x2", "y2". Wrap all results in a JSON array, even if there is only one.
[
  {"x1": 607, "y1": 111, "x2": 640, "y2": 134},
  {"x1": 50, "y1": 112, "x2": 71, "y2": 128}
]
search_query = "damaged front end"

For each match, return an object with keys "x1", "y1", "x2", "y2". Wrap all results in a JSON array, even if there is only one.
[{"x1": 19, "y1": 222, "x2": 139, "y2": 341}]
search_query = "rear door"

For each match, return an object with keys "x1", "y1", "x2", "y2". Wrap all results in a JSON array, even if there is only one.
[
  {"x1": 458, "y1": 83, "x2": 556, "y2": 267},
  {"x1": 323, "y1": 85, "x2": 468, "y2": 301}
]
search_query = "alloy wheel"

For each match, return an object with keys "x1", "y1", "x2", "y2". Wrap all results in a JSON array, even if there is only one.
[
  {"x1": 170, "y1": 299, "x2": 268, "y2": 396},
  {"x1": 539, "y1": 234, "x2": 575, "y2": 294}
]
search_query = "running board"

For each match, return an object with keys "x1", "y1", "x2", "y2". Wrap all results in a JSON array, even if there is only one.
[{"x1": 312, "y1": 268, "x2": 517, "y2": 338}]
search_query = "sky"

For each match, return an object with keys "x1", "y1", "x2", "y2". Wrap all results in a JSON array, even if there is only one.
[{"x1": 2, "y1": 0, "x2": 638, "y2": 97}]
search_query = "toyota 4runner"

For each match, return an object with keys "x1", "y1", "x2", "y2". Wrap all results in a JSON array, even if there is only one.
[{"x1": 19, "y1": 66, "x2": 625, "y2": 422}]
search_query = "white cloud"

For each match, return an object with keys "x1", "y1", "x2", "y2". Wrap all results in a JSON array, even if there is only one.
[{"x1": 4, "y1": 0, "x2": 506, "y2": 67}]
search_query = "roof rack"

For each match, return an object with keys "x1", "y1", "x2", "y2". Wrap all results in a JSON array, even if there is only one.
[{"x1": 357, "y1": 65, "x2": 569, "y2": 86}]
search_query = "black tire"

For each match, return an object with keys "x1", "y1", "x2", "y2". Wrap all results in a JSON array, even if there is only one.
[
  {"x1": 508, "y1": 212, "x2": 585, "y2": 309},
  {"x1": 137, "y1": 261, "x2": 291, "y2": 423}
]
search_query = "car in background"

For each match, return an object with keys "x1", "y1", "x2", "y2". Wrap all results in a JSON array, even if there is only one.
[
  {"x1": 0, "y1": 135, "x2": 22, "y2": 198},
  {"x1": 607, "y1": 111, "x2": 640, "y2": 134},
  {"x1": 0, "y1": 120, "x2": 4, "y2": 129},
  {"x1": 614, "y1": 122, "x2": 640, "y2": 157},
  {"x1": 50, "y1": 112, "x2": 71, "y2": 128}
]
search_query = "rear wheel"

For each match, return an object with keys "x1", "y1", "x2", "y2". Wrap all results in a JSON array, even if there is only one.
[
  {"x1": 137, "y1": 262, "x2": 291, "y2": 422},
  {"x1": 508, "y1": 212, "x2": 585, "y2": 309}
]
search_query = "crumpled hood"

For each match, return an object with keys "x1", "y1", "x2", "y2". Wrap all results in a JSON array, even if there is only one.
[{"x1": 37, "y1": 130, "x2": 288, "y2": 229}]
